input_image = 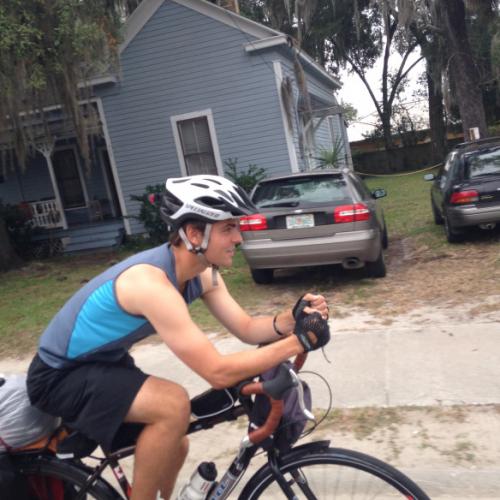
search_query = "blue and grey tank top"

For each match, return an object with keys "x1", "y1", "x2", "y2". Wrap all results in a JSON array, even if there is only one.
[{"x1": 38, "y1": 244, "x2": 203, "y2": 368}]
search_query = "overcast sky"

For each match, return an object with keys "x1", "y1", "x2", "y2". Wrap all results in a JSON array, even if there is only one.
[{"x1": 336, "y1": 52, "x2": 427, "y2": 142}]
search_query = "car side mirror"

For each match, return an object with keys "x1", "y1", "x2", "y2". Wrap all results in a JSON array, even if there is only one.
[
  {"x1": 372, "y1": 188, "x2": 387, "y2": 199},
  {"x1": 424, "y1": 173, "x2": 435, "y2": 181}
]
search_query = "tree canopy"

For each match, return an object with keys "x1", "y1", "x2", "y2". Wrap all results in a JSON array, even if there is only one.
[{"x1": 0, "y1": 0, "x2": 142, "y2": 175}]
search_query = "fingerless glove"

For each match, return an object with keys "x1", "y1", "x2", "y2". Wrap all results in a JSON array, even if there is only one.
[{"x1": 294, "y1": 311, "x2": 330, "y2": 352}]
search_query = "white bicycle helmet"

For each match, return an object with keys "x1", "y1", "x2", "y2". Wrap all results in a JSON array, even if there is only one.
[{"x1": 160, "y1": 175, "x2": 256, "y2": 230}]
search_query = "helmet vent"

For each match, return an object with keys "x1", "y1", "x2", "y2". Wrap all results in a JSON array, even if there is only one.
[
  {"x1": 204, "y1": 177, "x2": 223, "y2": 185},
  {"x1": 192, "y1": 182, "x2": 210, "y2": 189}
]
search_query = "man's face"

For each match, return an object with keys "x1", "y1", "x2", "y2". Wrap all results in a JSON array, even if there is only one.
[{"x1": 204, "y1": 218, "x2": 242, "y2": 267}]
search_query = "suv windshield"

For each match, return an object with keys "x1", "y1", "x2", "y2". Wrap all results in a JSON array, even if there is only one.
[
  {"x1": 252, "y1": 175, "x2": 351, "y2": 208},
  {"x1": 464, "y1": 146, "x2": 500, "y2": 179}
]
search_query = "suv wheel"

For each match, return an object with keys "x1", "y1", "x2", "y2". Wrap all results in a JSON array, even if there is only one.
[
  {"x1": 431, "y1": 199, "x2": 444, "y2": 225},
  {"x1": 444, "y1": 215, "x2": 464, "y2": 243},
  {"x1": 365, "y1": 250, "x2": 386, "y2": 278},
  {"x1": 251, "y1": 268, "x2": 274, "y2": 284}
]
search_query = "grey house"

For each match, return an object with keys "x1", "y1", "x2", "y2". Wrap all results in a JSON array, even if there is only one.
[{"x1": 0, "y1": 0, "x2": 351, "y2": 251}]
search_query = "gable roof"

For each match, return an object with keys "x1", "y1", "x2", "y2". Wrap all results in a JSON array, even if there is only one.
[
  {"x1": 121, "y1": 0, "x2": 280, "y2": 53},
  {"x1": 120, "y1": 0, "x2": 340, "y2": 89}
]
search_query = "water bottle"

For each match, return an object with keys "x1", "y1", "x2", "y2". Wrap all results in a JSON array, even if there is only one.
[{"x1": 177, "y1": 461, "x2": 217, "y2": 500}]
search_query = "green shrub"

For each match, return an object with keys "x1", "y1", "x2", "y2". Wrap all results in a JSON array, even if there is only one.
[
  {"x1": 130, "y1": 184, "x2": 169, "y2": 244},
  {"x1": 225, "y1": 158, "x2": 266, "y2": 193},
  {"x1": 0, "y1": 201, "x2": 35, "y2": 258}
]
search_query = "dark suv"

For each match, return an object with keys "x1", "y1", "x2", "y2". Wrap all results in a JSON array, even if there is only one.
[
  {"x1": 425, "y1": 137, "x2": 500, "y2": 242},
  {"x1": 240, "y1": 169, "x2": 388, "y2": 284}
]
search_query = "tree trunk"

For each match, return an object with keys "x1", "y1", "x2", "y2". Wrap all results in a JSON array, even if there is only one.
[
  {"x1": 440, "y1": 0, "x2": 488, "y2": 139},
  {"x1": 0, "y1": 215, "x2": 20, "y2": 272},
  {"x1": 427, "y1": 65, "x2": 448, "y2": 162}
]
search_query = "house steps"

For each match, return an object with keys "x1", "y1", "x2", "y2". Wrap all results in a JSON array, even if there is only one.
[{"x1": 31, "y1": 220, "x2": 125, "y2": 254}]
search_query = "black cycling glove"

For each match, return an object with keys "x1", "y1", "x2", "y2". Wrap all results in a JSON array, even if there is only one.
[
  {"x1": 294, "y1": 311, "x2": 330, "y2": 352},
  {"x1": 292, "y1": 295, "x2": 309, "y2": 321}
]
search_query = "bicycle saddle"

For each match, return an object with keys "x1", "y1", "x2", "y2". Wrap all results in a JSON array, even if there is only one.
[{"x1": 56, "y1": 430, "x2": 98, "y2": 459}]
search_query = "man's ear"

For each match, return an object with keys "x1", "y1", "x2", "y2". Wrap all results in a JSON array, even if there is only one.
[{"x1": 184, "y1": 223, "x2": 203, "y2": 246}]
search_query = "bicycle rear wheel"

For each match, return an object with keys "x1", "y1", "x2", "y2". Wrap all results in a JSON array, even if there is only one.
[
  {"x1": 11, "y1": 453, "x2": 122, "y2": 500},
  {"x1": 240, "y1": 446, "x2": 430, "y2": 499}
]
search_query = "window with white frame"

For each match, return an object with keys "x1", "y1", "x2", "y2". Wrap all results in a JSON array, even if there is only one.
[{"x1": 175, "y1": 115, "x2": 218, "y2": 175}]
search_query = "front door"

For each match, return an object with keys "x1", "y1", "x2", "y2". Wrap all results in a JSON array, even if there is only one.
[{"x1": 52, "y1": 148, "x2": 86, "y2": 209}]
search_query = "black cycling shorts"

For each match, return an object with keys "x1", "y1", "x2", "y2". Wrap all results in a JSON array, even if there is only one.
[{"x1": 27, "y1": 353, "x2": 148, "y2": 452}]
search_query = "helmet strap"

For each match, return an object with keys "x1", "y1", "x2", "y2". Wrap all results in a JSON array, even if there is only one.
[{"x1": 178, "y1": 224, "x2": 218, "y2": 286}]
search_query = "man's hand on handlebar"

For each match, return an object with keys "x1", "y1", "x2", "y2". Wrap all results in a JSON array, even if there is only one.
[
  {"x1": 293, "y1": 293, "x2": 329, "y2": 321},
  {"x1": 294, "y1": 311, "x2": 330, "y2": 352}
]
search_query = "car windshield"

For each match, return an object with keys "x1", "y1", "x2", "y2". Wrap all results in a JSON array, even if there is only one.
[
  {"x1": 464, "y1": 147, "x2": 500, "y2": 179},
  {"x1": 252, "y1": 176, "x2": 351, "y2": 208}
]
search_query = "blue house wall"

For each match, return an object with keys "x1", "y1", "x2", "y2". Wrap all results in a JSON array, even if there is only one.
[{"x1": 97, "y1": 1, "x2": 293, "y2": 234}]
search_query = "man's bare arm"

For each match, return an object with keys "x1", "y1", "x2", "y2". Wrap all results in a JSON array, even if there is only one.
[{"x1": 116, "y1": 265, "x2": 303, "y2": 389}]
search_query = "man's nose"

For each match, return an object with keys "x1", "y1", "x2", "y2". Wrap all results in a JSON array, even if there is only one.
[{"x1": 233, "y1": 230, "x2": 243, "y2": 243}]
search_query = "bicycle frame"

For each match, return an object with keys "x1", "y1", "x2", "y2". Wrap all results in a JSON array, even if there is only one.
[{"x1": 44, "y1": 385, "x2": 310, "y2": 500}]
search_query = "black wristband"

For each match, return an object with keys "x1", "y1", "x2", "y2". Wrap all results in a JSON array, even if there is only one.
[{"x1": 273, "y1": 314, "x2": 286, "y2": 336}]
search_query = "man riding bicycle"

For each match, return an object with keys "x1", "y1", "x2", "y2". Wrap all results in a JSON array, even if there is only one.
[{"x1": 26, "y1": 174, "x2": 331, "y2": 500}]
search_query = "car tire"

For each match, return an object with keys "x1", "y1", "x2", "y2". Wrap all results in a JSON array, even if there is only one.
[
  {"x1": 444, "y1": 214, "x2": 464, "y2": 243},
  {"x1": 365, "y1": 250, "x2": 386, "y2": 278},
  {"x1": 431, "y1": 199, "x2": 444, "y2": 225},
  {"x1": 251, "y1": 268, "x2": 274, "y2": 284}
]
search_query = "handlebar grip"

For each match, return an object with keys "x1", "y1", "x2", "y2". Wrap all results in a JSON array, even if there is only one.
[
  {"x1": 239, "y1": 363, "x2": 299, "y2": 446},
  {"x1": 247, "y1": 400, "x2": 284, "y2": 445},
  {"x1": 293, "y1": 352, "x2": 307, "y2": 372}
]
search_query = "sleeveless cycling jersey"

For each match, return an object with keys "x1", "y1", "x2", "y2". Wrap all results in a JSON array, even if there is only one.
[{"x1": 38, "y1": 244, "x2": 202, "y2": 368}]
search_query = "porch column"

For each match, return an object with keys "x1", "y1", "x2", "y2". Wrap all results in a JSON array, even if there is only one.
[{"x1": 36, "y1": 141, "x2": 68, "y2": 230}]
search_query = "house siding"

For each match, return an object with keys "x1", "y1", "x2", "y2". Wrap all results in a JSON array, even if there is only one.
[
  {"x1": 1, "y1": 155, "x2": 54, "y2": 204},
  {"x1": 97, "y1": 1, "x2": 292, "y2": 234}
]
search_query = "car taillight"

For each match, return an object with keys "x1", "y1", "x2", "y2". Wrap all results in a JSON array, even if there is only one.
[
  {"x1": 334, "y1": 203, "x2": 370, "y2": 223},
  {"x1": 240, "y1": 214, "x2": 268, "y2": 231},
  {"x1": 450, "y1": 190, "x2": 479, "y2": 204}
]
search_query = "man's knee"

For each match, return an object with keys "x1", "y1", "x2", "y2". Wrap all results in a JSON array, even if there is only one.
[
  {"x1": 126, "y1": 377, "x2": 191, "y2": 430},
  {"x1": 168, "y1": 385, "x2": 191, "y2": 428}
]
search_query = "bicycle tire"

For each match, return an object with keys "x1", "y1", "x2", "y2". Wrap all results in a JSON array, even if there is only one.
[
  {"x1": 239, "y1": 446, "x2": 430, "y2": 499},
  {"x1": 10, "y1": 453, "x2": 122, "y2": 500}
]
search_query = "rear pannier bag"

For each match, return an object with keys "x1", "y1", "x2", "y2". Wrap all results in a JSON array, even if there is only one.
[{"x1": 0, "y1": 374, "x2": 60, "y2": 452}]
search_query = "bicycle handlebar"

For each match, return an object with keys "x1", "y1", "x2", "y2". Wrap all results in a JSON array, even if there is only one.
[{"x1": 239, "y1": 353, "x2": 308, "y2": 447}]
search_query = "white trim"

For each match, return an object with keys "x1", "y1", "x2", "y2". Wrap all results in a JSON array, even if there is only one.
[
  {"x1": 98, "y1": 147, "x2": 117, "y2": 217},
  {"x1": 120, "y1": 0, "x2": 280, "y2": 54},
  {"x1": 297, "y1": 51, "x2": 341, "y2": 89},
  {"x1": 95, "y1": 98, "x2": 132, "y2": 234},
  {"x1": 53, "y1": 144, "x2": 90, "y2": 209},
  {"x1": 244, "y1": 35, "x2": 288, "y2": 53},
  {"x1": 170, "y1": 109, "x2": 224, "y2": 177},
  {"x1": 273, "y1": 61, "x2": 299, "y2": 174},
  {"x1": 40, "y1": 151, "x2": 68, "y2": 230},
  {"x1": 120, "y1": 0, "x2": 164, "y2": 54},
  {"x1": 77, "y1": 75, "x2": 118, "y2": 88}
]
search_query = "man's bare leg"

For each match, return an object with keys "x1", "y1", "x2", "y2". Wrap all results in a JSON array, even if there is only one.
[
  {"x1": 125, "y1": 376, "x2": 191, "y2": 500},
  {"x1": 160, "y1": 436, "x2": 189, "y2": 499}
]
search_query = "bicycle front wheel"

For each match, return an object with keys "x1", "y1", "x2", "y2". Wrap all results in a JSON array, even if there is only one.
[
  {"x1": 11, "y1": 453, "x2": 122, "y2": 500},
  {"x1": 240, "y1": 446, "x2": 430, "y2": 499}
]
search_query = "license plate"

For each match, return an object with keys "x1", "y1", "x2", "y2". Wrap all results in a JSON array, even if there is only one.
[{"x1": 286, "y1": 214, "x2": 314, "y2": 229}]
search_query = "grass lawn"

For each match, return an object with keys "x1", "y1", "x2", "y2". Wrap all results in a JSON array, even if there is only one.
[{"x1": 364, "y1": 168, "x2": 445, "y2": 249}]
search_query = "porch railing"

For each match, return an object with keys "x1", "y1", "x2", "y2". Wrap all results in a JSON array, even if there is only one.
[{"x1": 28, "y1": 199, "x2": 64, "y2": 229}]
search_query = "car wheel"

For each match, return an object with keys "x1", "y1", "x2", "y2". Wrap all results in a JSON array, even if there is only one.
[
  {"x1": 444, "y1": 214, "x2": 464, "y2": 243},
  {"x1": 365, "y1": 250, "x2": 386, "y2": 278},
  {"x1": 431, "y1": 199, "x2": 444, "y2": 225},
  {"x1": 251, "y1": 268, "x2": 274, "y2": 284}
]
